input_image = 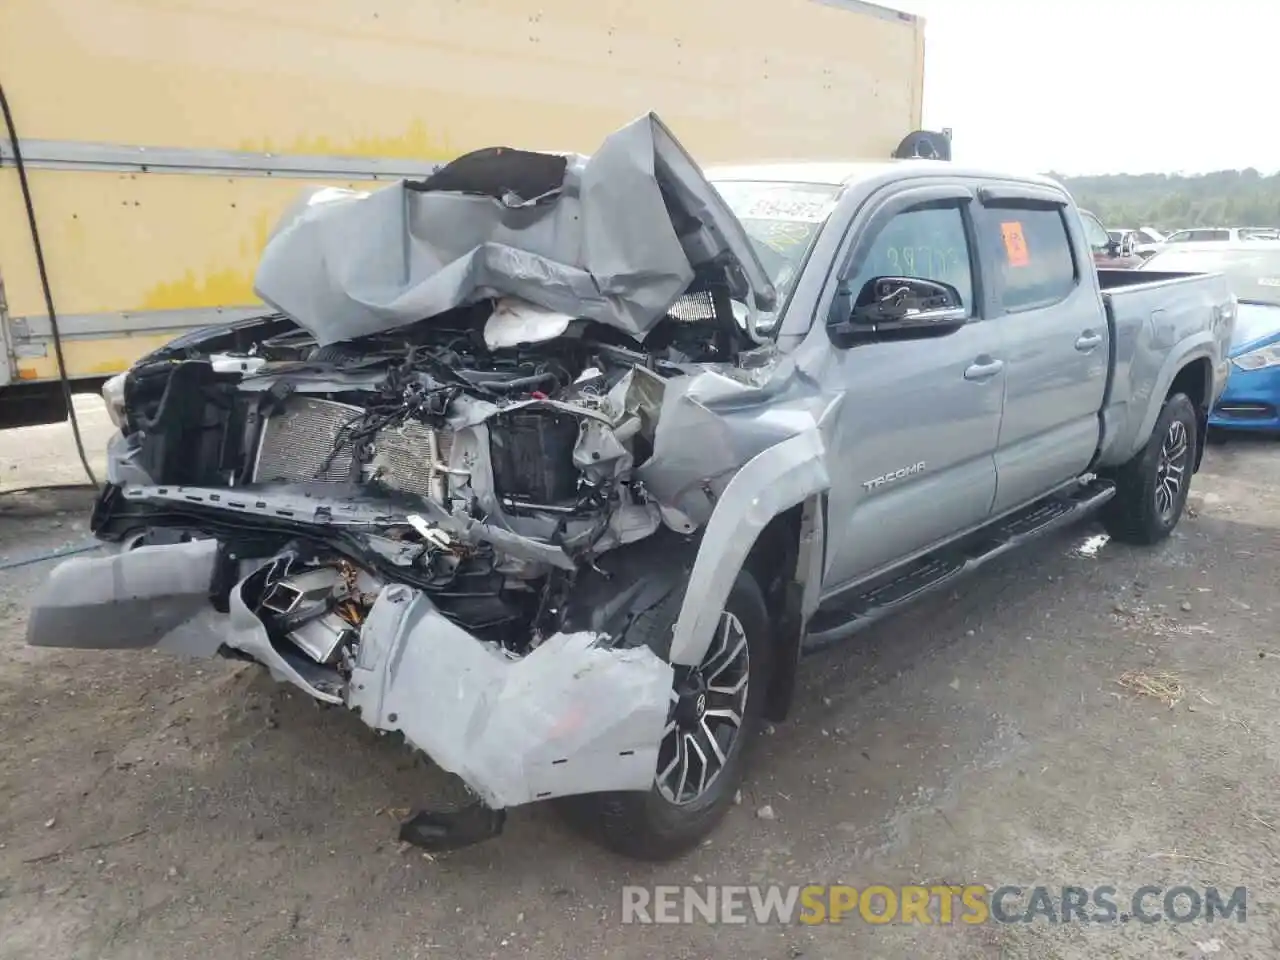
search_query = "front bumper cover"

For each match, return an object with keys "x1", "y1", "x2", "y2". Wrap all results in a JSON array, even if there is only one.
[
  {"x1": 1209, "y1": 365, "x2": 1280, "y2": 431},
  {"x1": 27, "y1": 540, "x2": 673, "y2": 809}
]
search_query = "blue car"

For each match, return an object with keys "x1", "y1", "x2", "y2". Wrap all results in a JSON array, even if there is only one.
[
  {"x1": 1210, "y1": 300, "x2": 1280, "y2": 433},
  {"x1": 1139, "y1": 244, "x2": 1280, "y2": 435}
]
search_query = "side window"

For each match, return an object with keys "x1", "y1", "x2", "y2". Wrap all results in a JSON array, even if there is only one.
[
  {"x1": 1080, "y1": 213, "x2": 1111, "y2": 251},
  {"x1": 980, "y1": 205, "x2": 1077, "y2": 312},
  {"x1": 1167, "y1": 231, "x2": 1191, "y2": 243},
  {"x1": 846, "y1": 204, "x2": 974, "y2": 312},
  {"x1": 1208, "y1": 229, "x2": 1230, "y2": 241}
]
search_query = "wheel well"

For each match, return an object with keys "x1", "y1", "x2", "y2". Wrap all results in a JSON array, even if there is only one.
[
  {"x1": 743, "y1": 499, "x2": 822, "y2": 723},
  {"x1": 1167, "y1": 357, "x2": 1211, "y2": 471},
  {"x1": 1167, "y1": 357, "x2": 1210, "y2": 410},
  {"x1": 744, "y1": 506, "x2": 803, "y2": 621}
]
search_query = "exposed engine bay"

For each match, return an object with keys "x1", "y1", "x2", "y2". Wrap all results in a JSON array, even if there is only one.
[{"x1": 96, "y1": 286, "x2": 758, "y2": 680}]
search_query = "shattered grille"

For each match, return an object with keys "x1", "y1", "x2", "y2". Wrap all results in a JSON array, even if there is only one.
[
  {"x1": 252, "y1": 395, "x2": 453, "y2": 499},
  {"x1": 254, "y1": 397, "x2": 362, "y2": 483}
]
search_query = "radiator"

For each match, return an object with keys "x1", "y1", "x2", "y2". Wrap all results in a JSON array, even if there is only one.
[{"x1": 252, "y1": 396, "x2": 451, "y2": 500}]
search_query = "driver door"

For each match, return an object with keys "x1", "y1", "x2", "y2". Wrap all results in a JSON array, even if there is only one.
[{"x1": 817, "y1": 186, "x2": 1005, "y2": 590}]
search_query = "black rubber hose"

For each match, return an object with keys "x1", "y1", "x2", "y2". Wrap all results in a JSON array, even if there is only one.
[{"x1": 0, "y1": 81, "x2": 100, "y2": 487}]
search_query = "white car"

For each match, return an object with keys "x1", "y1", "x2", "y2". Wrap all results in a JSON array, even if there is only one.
[
  {"x1": 1110, "y1": 226, "x2": 1167, "y2": 259},
  {"x1": 1160, "y1": 227, "x2": 1280, "y2": 247}
]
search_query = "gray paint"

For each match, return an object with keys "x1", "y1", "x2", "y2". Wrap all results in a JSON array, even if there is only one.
[
  {"x1": 28, "y1": 135, "x2": 1234, "y2": 810},
  {"x1": 981, "y1": 181, "x2": 1109, "y2": 514},
  {"x1": 253, "y1": 113, "x2": 776, "y2": 346},
  {"x1": 667, "y1": 163, "x2": 1233, "y2": 658},
  {"x1": 666, "y1": 430, "x2": 831, "y2": 665},
  {"x1": 26, "y1": 540, "x2": 223, "y2": 655},
  {"x1": 348, "y1": 589, "x2": 671, "y2": 808}
]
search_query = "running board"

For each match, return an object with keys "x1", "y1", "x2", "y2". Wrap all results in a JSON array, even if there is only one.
[{"x1": 803, "y1": 479, "x2": 1115, "y2": 651}]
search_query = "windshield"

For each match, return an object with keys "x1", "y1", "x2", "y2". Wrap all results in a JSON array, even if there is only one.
[
  {"x1": 711, "y1": 180, "x2": 842, "y2": 305},
  {"x1": 1140, "y1": 247, "x2": 1280, "y2": 307}
]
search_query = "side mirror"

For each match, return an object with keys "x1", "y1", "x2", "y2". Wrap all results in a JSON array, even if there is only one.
[{"x1": 829, "y1": 276, "x2": 967, "y2": 345}]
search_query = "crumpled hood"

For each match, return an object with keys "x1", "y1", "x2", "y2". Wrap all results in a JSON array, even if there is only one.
[{"x1": 253, "y1": 112, "x2": 776, "y2": 347}]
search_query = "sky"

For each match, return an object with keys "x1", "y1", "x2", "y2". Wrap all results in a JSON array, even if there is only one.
[{"x1": 888, "y1": 0, "x2": 1278, "y2": 176}]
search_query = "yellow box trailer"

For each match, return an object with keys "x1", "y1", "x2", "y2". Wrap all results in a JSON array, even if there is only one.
[{"x1": 0, "y1": 0, "x2": 926, "y2": 426}]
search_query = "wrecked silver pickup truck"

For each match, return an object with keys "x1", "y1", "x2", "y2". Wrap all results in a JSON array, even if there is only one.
[{"x1": 29, "y1": 113, "x2": 1233, "y2": 860}]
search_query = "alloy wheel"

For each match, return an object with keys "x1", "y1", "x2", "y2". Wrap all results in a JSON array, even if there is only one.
[
  {"x1": 1155, "y1": 419, "x2": 1189, "y2": 521},
  {"x1": 656, "y1": 610, "x2": 750, "y2": 805}
]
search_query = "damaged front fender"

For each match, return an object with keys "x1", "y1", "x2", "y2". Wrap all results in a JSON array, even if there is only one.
[{"x1": 667, "y1": 428, "x2": 831, "y2": 666}]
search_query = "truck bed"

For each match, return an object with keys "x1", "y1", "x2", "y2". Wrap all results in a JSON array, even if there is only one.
[
  {"x1": 1096, "y1": 268, "x2": 1209, "y2": 291},
  {"x1": 1094, "y1": 267, "x2": 1234, "y2": 467}
]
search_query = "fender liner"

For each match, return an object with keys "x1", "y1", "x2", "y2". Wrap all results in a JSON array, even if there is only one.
[
  {"x1": 558, "y1": 529, "x2": 701, "y2": 645},
  {"x1": 763, "y1": 492, "x2": 826, "y2": 721},
  {"x1": 668, "y1": 429, "x2": 830, "y2": 667}
]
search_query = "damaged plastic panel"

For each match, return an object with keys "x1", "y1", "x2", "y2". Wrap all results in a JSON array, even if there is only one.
[
  {"x1": 347, "y1": 587, "x2": 672, "y2": 807},
  {"x1": 28, "y1": 544, "x2": 672, "y2": 809}
]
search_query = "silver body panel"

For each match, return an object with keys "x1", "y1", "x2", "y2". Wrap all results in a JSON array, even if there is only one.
[{"x1": 29, "y1": 142, "x2": 1234, "y2": 811}]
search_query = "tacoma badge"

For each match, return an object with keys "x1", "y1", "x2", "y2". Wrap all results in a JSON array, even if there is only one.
[{"x1": 862, "y1": 462, "x2": 926, "y2": 491}]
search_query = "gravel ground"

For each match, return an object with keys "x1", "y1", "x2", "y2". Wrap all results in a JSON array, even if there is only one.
[{"x1": 1, "y1": 404, "x2": 1278, "y2": 959}]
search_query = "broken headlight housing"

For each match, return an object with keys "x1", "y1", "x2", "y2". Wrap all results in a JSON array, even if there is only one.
[{"x1": 102, "y1": 372, "x2": 128, "y2": 429}]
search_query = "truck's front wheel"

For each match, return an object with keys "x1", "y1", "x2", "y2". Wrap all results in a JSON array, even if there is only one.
[
  {"x1": 561, "y1": 568, "x2": 773, "y2": 860},
  {"x1": 1102, "y1": 392, "x2": 1198, "y2": 544}
]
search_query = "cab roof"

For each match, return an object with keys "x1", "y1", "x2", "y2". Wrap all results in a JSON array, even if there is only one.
[{"x1": 703, "y1": 160, "x2": 1066, "y2": 193}]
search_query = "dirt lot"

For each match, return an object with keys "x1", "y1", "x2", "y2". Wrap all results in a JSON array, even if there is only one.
[{"x1": 1, "y1": 403, "x2": 1278, "y2": 959}]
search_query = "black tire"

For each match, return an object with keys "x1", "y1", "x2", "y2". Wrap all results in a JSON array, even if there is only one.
[
  {"x1": 559, "y1": 568, "x2": 773, "y2": 861},
  {"x1": 1102, "y1": 392, "x2": 1198, "y2": 545}
]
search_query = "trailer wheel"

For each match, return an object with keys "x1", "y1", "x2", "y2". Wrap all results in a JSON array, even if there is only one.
[
  {"x1": 559, "y1": 568, "x2": 773, "y2": 860},
  {"x1": 1102, "y1": 393, "x2": 1197, "y2": 544}
]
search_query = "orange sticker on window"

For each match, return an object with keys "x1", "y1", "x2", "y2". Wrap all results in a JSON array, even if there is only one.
[{"x1": 1000, "y1": 221, "x2": 1030, "y2": 267}]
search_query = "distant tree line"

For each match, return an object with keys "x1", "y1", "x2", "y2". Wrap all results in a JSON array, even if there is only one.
[{"x1": 1054, "y1": 169, "x2": 1280, "y2": 231}]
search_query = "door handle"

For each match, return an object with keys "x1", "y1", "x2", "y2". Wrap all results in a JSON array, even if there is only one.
[
  {"x1": 963, "y1": 357, "x2": 1004, "y2": 381},
  {"x1": 1075, "y1": 331, "x2": 1103, "y2": 351}
]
